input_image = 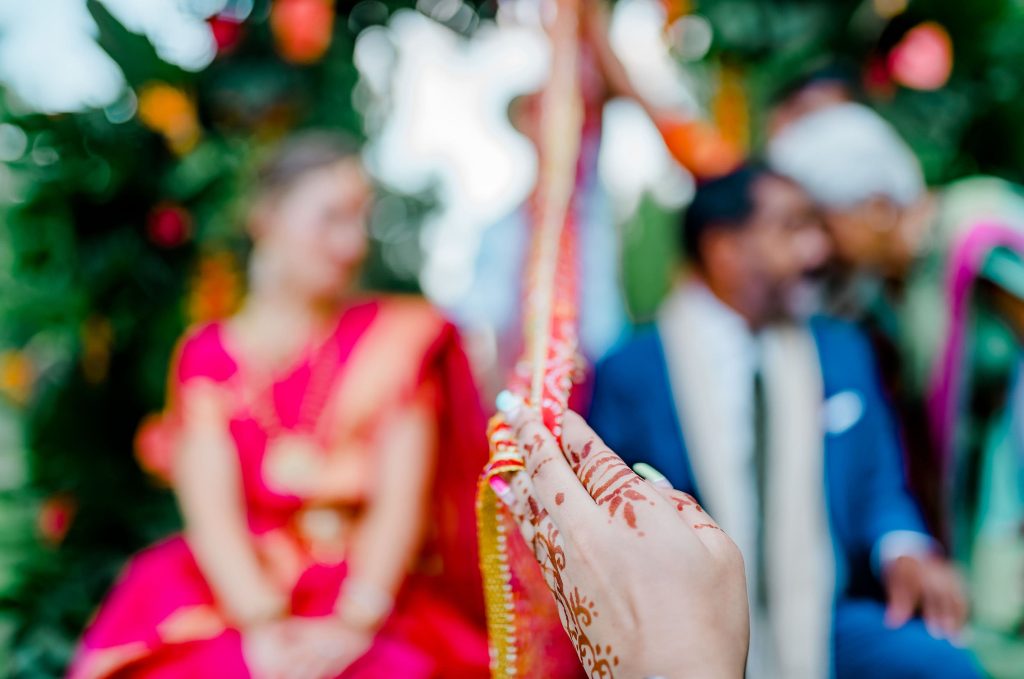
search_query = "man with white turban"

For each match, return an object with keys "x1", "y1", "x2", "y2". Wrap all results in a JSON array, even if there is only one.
[
  {"x1": 769, "y1": 103, "x2": 929, "y2": 280},
  {"x1": 770, "y1": 101, "x2": 1024, "y2": 678}
]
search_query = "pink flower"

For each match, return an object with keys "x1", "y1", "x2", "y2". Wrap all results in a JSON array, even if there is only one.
[{"x1": 888, "y1": 22, "x2": 953, "y2": 91}]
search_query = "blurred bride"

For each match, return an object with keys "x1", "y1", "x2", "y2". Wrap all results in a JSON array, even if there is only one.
[{"x1": 70, "y1": 132, "x2": 490, "y2": 679}]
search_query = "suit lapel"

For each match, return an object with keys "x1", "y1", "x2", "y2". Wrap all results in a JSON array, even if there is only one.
[{"x1": 643, "y1": 333, "x2": 696, "y2": 491}]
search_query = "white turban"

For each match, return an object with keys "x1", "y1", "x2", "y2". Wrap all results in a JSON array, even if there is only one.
[{"x1": 768, "y1": 102, "x2": 925, "y2": 209}]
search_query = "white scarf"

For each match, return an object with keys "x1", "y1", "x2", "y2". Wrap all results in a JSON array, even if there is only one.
[{"x1": 657, "y1": 282, "x2": 835, "y2": 679}]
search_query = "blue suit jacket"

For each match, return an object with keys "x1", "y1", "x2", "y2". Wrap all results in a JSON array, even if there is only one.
[{"x1": 588, "y1": 316, "x2": 929, "y2": 598}]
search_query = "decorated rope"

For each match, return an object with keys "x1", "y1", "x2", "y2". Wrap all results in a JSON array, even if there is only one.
[{"x1": 476, "y1": 0, "x2": 586, "y2": 675}]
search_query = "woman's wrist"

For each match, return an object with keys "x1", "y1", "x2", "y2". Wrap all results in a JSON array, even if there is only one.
[
  {"x1": 230, "y1": 585, "x2": 289, "y2": 629},
  {"x1": 334, "y1": 578, "x2": 395, "y2": 633}
]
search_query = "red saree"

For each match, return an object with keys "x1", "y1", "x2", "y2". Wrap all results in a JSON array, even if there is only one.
[{"x1": 70, "y1": 296, "x2": 490, "y2": 679}]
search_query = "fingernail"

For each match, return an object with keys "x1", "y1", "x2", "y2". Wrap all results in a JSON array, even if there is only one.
[
  {"x1": 884, "y1": 613, "x2": 906, "y2": 630},
  {"x1": 633, "y1": 462, "x2": 673, "y2": 489},
  {"x1": 489, "y1": 475, "x2": 515, "y2": 507},
  {"x1": 495, "y1": 389, "x2": 525, "y2": 424}
]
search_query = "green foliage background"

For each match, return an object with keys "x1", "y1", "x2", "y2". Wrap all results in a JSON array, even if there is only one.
[
  {"x1": 621, "y1": 0, "x2": 1024, "y2": 321},
  {"x1": 2, "y1": 0, "x2": 1024, "y2": 676},
  {"x1": 0, "y1": 1, "x2": 436, "y2": 675}
]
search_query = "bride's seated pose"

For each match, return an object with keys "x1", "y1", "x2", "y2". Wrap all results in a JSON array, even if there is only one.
[{"x1": 70, "y1": 132, "x2": 490, "y2": 679}]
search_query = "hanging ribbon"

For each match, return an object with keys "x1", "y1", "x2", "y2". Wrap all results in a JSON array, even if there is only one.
[{"x1": 476, "y1": 0, "x2": 586, "y2": 675}]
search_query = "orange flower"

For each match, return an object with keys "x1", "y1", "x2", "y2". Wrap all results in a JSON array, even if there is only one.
[
  {"x1": 187, "y1": 251, "x2": 242, "y2": 322},
  {"x1": 657, "y1": 116, "x2": 745, "y2": 181},
  {"x1": 712, "y1": 65, "x2": 749, "y2": 154},
  {"x1": 660, "y1": 0, "x2": 691, "y2": 25},
  {"x1": 270, "y1": 0, "x2": 335, "y2": 64},
  {"x1": 81, "y1": 316, "x2": 114, "y2": 385},
  {"x1": 138, "y1": 83, "x2": 201, "y2": 155},
  {"x1": 0, "y1": 350, "x2": 34, "y2": 405}
]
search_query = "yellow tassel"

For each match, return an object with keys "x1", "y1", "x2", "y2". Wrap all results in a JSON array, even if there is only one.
[{"x1": 478, "y1": 414, "x2": 526, "y2": 676}]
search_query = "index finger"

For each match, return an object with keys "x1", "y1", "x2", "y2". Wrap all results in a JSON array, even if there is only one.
[
  {"x1": 504, "y1": 402, "x2": 594, "y2": 524},
  {"x1": 560, "y1": 411, "x2": 644, "y2": 503},
  {"x1": 560, "y1": 413, "x2": 728, "y2": 541}
]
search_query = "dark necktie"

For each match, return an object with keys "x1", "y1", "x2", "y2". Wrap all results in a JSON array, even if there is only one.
[{"x1": 753, "y1": 367, "x2": 769, "y2": 611}]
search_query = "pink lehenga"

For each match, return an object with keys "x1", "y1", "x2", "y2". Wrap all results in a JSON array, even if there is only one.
[{"x1": 69, "y1": 296, "x2": 491, "y2": 679}]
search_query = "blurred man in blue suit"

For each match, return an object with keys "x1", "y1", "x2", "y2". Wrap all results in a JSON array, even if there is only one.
[{"x1": 589, "y1": 165, "x2": 980, "y2": 679}]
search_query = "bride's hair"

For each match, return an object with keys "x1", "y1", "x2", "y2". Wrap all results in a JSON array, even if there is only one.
[
  {"x1": 255, "y1": 130, "x2": 361, "y2": 199},
  {"x1": 242, "y1": 130, "x2": 365, "y2": 289}
]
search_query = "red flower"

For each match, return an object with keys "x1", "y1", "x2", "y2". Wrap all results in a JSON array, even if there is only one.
[
  {"x1": 147, "y1": 203, "x2": 193, "y2": 248},
  {"x1": 863, "y1": 55, "x2": 896, "y2": 99},
  {"x1": 38, "y1": 495, "x2": 77, "y2": 545},
  {"x1": 209, "y1": 14, "x2": 245, "y2": 55}
]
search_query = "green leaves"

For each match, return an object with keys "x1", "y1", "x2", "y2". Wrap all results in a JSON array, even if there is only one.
[{"x1": 0, "y1": 2, "x2": 428, "y2": 675}]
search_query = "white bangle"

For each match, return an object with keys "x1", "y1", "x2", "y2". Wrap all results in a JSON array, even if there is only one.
[{"x1": 337, "y1": 579, "x2": 394, "y2": 630}]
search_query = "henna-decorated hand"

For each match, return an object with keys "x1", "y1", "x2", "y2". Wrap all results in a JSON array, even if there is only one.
[{"x1": 495, "y1": 400, "x2": 749, "y2": 679}]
